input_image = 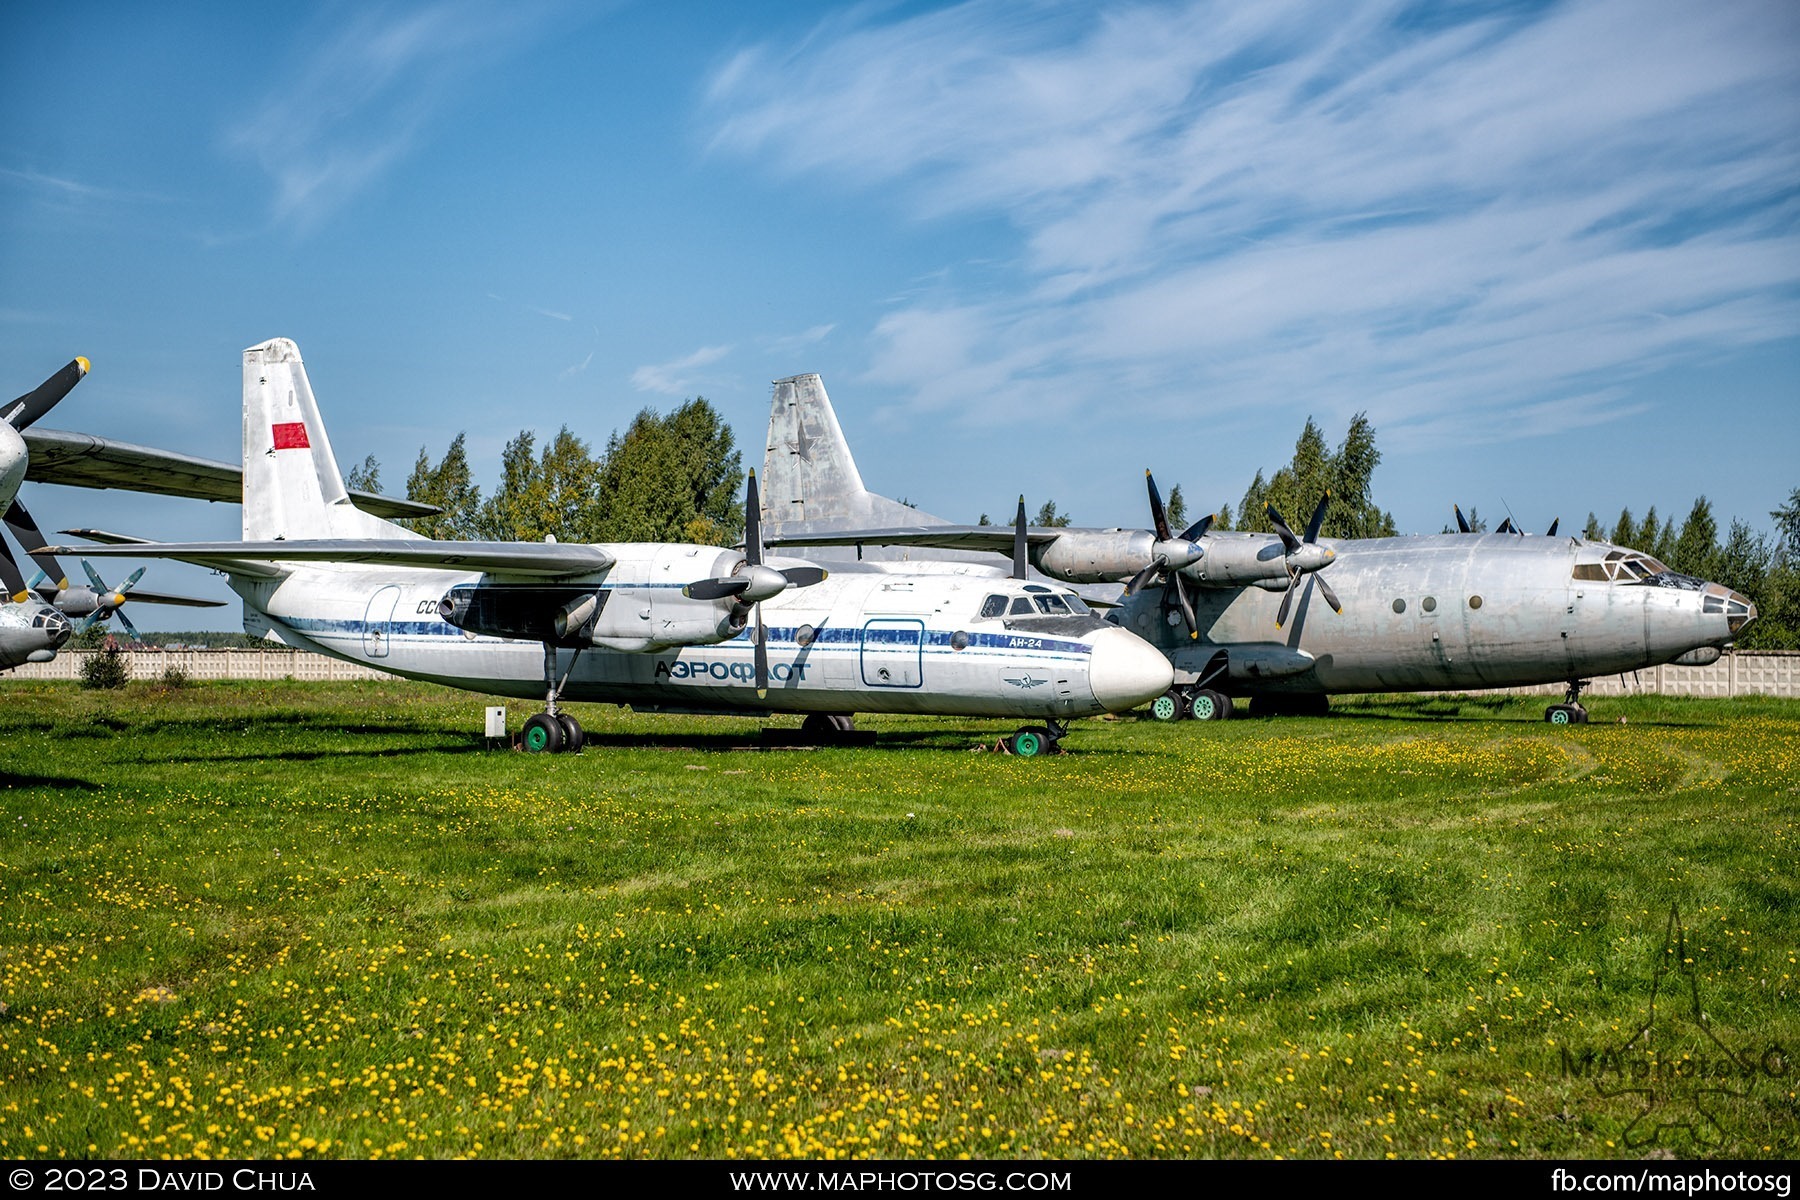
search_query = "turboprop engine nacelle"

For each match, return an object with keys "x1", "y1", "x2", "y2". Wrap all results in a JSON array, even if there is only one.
[
  {"x1": 1182, "y1": 535, "x2": 1297, "y2": 587},
  {"x1": 1034, "y1": 529, "x2": 1203, "y2": 584},
  {"x1": 439, "y1": 581, "x2": 740, "y2": 650}
]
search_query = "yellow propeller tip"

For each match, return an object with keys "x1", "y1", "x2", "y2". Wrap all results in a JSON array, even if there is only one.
[{"x1": 75, "y1": 356, "x2": 91, "y2": 374}]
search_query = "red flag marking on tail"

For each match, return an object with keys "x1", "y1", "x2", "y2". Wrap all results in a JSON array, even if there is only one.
[{"x1": 272, "y1": 422, "x2": 310, "y2": 450}]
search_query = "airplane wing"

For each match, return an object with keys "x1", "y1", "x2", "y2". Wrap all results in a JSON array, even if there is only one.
[
  {"x1": 765, "y1": 524, "x2": 1064, "y2": 553},
  {"x1": 21, "y1": 427, "x2": 439, "y2": 520},
  {"x1": 39, "y1": 534, "x2": 616, "y2": 579},
  {"x1": 107, "y1": 588, "x2": 227, "y2": 608}
]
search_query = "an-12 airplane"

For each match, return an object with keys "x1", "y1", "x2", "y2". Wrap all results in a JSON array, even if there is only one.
[
  {"x1": 41, "y1": 338, "x2": 1173, "y2": 753},
  {"x1": 759, "y1": 374, "x2": 1757, "y2": 725}
]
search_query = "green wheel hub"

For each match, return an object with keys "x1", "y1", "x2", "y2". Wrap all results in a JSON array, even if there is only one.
[
  {"x1": 1190, "y1": 693, "x2": 1217, "y2": 721},
  {"x1": 1550, "y1": 708, "x2": 1571, "y2": 726},
  {"x1": 1012, "y1": 731, "x2": 1042, "y2": 757},
  {"x1": 1150, "y1": 694, "x2": 1179, "y2": 722}
]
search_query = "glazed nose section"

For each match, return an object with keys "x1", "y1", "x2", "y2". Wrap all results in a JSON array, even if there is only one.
[
  {"x1": 1726, "y1": 590, "x2": 1756, "y2": 637},
  {"x1": 1089, "y1": 626, "x2": 1175, "y2": 712}
]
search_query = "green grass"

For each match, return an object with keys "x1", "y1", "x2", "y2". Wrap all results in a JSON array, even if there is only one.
[{"x1": 1, "y1": 681, "x2": 1796, "y2": 1160}]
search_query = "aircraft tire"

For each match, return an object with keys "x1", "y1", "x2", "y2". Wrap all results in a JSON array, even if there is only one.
[
  {"x1": 555, "y1": 712, "x2": 585, "y2": 753},
  {"x1": 829, "y1": 714, "x2": 856, "y2": 732},
  {"x1": 522, "y1": 713, "x2": 565, "y2": 753},
  {"x1": 1188, "y1": 690, "x2": 1232, "y2": 721},
  {"x1": 1009, "y1": 728, "x2": 1048, "y2": 757},
  {"x1": 1546, "y1": 704, "x2": 1590, "y2": 726},
  {"x1": 1149, "y1": 691, "x2": 1185, "y2": 722}
]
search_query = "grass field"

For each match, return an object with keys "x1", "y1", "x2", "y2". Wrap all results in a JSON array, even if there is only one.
[{"x1": 1, "y1": 681, "x2": 1795, "y2": 1161}]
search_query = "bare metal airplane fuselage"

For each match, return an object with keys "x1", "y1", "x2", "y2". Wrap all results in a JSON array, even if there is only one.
[{"x1": 1133, "y1": 531, "x2": 1751, "y2": 695}]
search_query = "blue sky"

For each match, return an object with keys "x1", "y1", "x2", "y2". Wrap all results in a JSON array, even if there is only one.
[{"x1": 3, "y1": 0, "x2": 1796, "y2": 631}]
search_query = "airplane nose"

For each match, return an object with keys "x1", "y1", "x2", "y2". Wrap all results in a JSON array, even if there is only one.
[
  {"x1": 1088, "y1": 626, "x2": 1175, "y2": 712},
  {"x1": 1727, "y1": 590, "x2": 1756, "y2": 637}
]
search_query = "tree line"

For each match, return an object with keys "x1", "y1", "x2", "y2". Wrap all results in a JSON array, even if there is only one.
[{"x1": 367, "y1": 398, "x2": 744, "y2": 547}]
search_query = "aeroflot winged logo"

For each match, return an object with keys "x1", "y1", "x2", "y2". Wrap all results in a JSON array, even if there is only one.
[
  {"x1": 1004, "y1": 674, "x2": 1049, "y2": 690},
  {"x1": 272, "y1": 422, "x2": 310, "y2": 450}
]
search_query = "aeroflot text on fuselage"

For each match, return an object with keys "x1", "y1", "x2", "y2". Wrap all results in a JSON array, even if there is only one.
[{"x1": 655, "y1": 658, "x2": 809, "y2": 682}]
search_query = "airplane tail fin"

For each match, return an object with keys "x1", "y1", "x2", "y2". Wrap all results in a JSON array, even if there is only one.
[
  {"x1": 241, "y1": 338, "x2": 416, "y2": 542},
  {"x1": 760, "y1": 373, "x2": 947, "y2": 536}
]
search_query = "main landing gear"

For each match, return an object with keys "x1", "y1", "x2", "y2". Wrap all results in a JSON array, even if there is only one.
[
  {"x1": 1148, "y1": 686, "x2": 1234, "y2": 723},
  {"x1": 1546, "y1": 679, "x2": 1591, "y2": 726},
  {"x1": 1005, "y1": 719, "x2": 1068, "y2": 757},
  {"x1": 523, "y1": 643, "x2": 586, "y2": 753}
]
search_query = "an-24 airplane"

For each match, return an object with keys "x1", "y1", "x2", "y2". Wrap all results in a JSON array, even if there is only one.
[
  {"x1": 42, "y1": 338, "x2": 1173, "y2": 753},
  {"x1": 759, "y1": 374, "x2": 1758, "y2": 725}
]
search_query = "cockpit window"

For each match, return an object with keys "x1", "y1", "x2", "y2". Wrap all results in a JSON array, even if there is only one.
[
  {"x1": 978, "y1": 594, "x2": 1007, "y2": 619},
  {"x1": 1575, "y1": 551, "x2": 1674, "y2": 583},
  {"x1": 1009, "y1": 597, "x2": 1036, "y2": 616},
  {"x1": 1033, "y1": 594, "x2": 1072, "y2": 615},
  {"x1": 1064, "y1": 594, "x2": 1092, "y2": 615},
  {"x1": 1620, "y1": 559, "x2": 1652, "y2": 579},
  {"x1": 1572, "y1": 563, "x2": 1608, "y2": 581}
]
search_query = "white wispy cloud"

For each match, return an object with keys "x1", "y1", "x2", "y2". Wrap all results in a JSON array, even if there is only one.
[
  {"x1": 705, "y1": 0, "x2": 1800, "y2": 447},
  {"x1": 558, "y1": 351, "x2": 594, "y2": 380},
  {"x1": 225, "y1": 2, "x2": 555, "y2": 231},
  {"x1": 763, "y1": 323, "x2": 836, "y2": 354},
  {"x1": 631, "y1": 344, "x2": 733, "y2": 394}
]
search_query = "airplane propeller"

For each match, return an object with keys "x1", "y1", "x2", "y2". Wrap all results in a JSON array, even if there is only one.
[
  {"x1": 1266, "y1": 493, "x2": 1342, "y2": 629},
  {"x1": 1123, "y1": 471, "x2": 1211, "y2": 640},
  {"x1": 683, "y1": 470, "x2": 827, "y2": 696},
  {"x1": 74, "y1": 560, "x2": 147, "y2": 638}
]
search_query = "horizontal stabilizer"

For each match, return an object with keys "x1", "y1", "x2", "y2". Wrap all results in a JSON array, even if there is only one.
[{"x1": 38, "y1": 536, "x2": 616, "y2": 578}]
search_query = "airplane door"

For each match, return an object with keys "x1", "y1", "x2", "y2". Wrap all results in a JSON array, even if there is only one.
[
  {"x1": 363, "y1": 586, "x2": 400, "y2": 658},
  {"x1": 861, "y1": 619, "x2": 924, "y2": 688}
]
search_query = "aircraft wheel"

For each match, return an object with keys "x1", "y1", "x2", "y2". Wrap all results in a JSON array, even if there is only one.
[
  {"x1": 522, "y1": 712, "x2": 564, "y2": 753},
  {"x1": 555, "y1": 712, "x2": 585, "y2": 753},
  {"x1": 829, "y1": 714, "x2": 856, "y2": 732},
  {"x1": 1546, "y1": 704, "x2": 1589, "y2": 726},
  {"x1": 1009, "y1": 727, "x2": 1051, "y2": 757},
  {"x1": 1148, "y1": 691, "x2": 1184, "y2": 722},
  {"x1": 1188, "y1": 689, "x2": 1231, "y2": 721},
  {"x1": 801, "y1": 713, "x2": 836, "y2": 738}
]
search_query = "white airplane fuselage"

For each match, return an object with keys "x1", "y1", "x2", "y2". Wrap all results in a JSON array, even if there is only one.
[
  {"x1": 236, "y1": 549, "x2": 1170, "y2": 719},
  {"x1": 1129, "y1": 531, "x2": 1753, "y2": 693}
]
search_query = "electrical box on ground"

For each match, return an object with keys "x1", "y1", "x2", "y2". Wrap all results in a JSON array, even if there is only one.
[{"x1": 485, "y1": 706, "x2": 507, "y2": 740}]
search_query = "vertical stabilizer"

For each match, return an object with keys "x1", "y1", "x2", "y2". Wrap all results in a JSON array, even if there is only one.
[
  {"x1": 761, "y1": 373, "x2": 947, "y2": 536},
  {"x1": 241, "y1": 338, "x2": 414, "y2": 541}
]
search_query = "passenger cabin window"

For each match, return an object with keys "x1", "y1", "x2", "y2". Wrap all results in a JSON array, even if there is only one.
[
  {"x1": 1034, "y1": 594, "x2": 1072, "y2": 615},
  {"x1": 1009, "y1": 597, "x2": 1036, "y2": 616},
  {"x1": 978, "y1": 594, "x2": 1007, "y2": 619}
]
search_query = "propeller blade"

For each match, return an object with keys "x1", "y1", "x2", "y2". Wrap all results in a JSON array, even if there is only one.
[
  {"x1": 1304, "y1": 491, "x2": 1330, "y2": 543},
  {"x1": 779, "y1": 566, "x2": 828, "y2": 588},
  {"x1": 0, "y1": 537, "x2": 25, "y2": 599},
  {"x1": 1315, "y1": 574, "x2": 1343, "y2": 615},
  {"x1": 1146, "y1": 471, "x2": 1172, "y2": 542},
  {"x1": 1546, "y1": 517, "x2": 1560, "y2": 537},
  {"x1": 1171, "y1": 571, "x2": 1199, "y2": 640},
  {"x1": 3, "y1": 356, "x2": 88, "y2": 431},
  {"x1": 81, "y1": 559, "x2": 110, "y2": 593},
  {"x1": 114, "y1": 608, "x2": 141, "y2": 641},
  {"x1": 1265, "y1": 503, "x2": 1301, "y2": 555},
  {"x1": 684, "y1": 577, "x2": 752, "y2": 601},
  {"x1": 753, "y1": 607, "x2": 769, "y2": 698},
  {"x1": 744, "y1": 470, "x2": 763, "y2": 567},
  {"x1": 1178, "y1": 513, "x2": 1214, "y2": 542},
  {"x1": 5, "y1": 500, "x2": 66, "y2": 584},
  {"x1": 1124, "y1": 561, "x2": 1161, "y2": 597},
  {"x1": 1454, "y1": 504, "x2": 1471, "y2": 534},
  {"x1": 1275, "y1": 572, "x2": 1298, "y2": 629},
  {"x1": 1012, "y1": 495, "x2": 1028, "y2": 581}
]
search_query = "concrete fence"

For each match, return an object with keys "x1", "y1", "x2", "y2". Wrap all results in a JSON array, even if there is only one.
[
  {"x1": 10, "y1": 647, "x2": 400, "y2": 682},
  {"x1": 9, "y1": 647, "x2": 1799, "y2": 697}
]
